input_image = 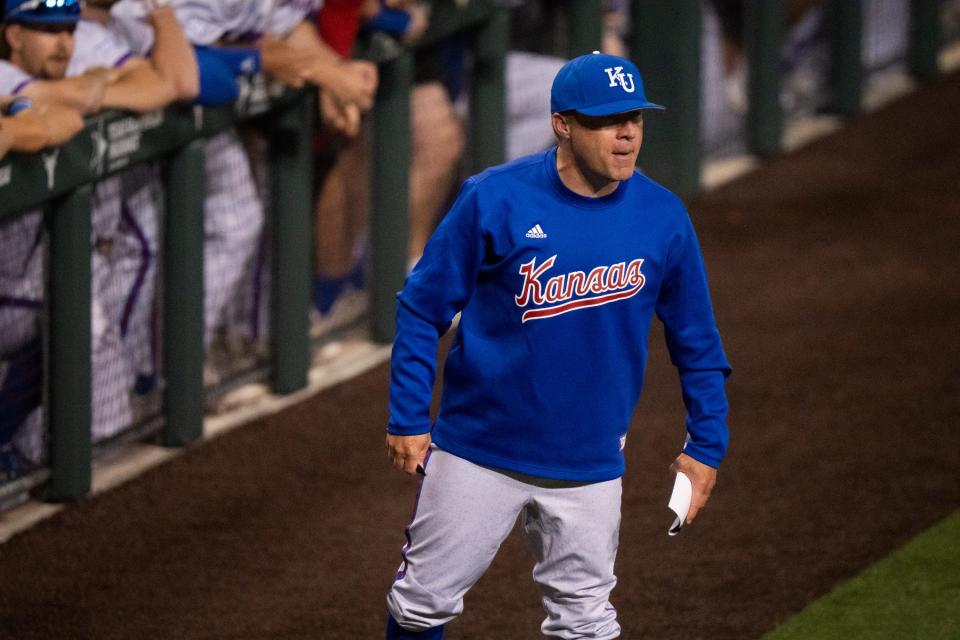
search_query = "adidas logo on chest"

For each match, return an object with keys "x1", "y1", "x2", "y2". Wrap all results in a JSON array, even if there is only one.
[{"x1": 525, "y1": 224, "x2": 548, "y2": 239}]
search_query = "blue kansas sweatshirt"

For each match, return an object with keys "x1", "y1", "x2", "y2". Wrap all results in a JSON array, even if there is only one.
[{"x1": 387, "y1": 148, "x2": 731, "y2": 482}]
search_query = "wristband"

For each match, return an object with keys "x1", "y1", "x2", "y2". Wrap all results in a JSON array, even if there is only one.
[
  {"x1": 365, "y1": 7, "x2": 413, "y2": 38},
  {"x1": 3, "y1": 96, "x2": 33, "y2": 117}
]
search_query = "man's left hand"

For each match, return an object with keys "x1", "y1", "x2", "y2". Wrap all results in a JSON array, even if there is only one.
[{"x1": 669, "y1": 453, "x2": 717, "y2": 524}]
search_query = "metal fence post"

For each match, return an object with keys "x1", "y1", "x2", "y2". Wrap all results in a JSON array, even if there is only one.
[
  {"x1": 746, "y1": 0, "x2": 784, "y2": 157},
  {"x1": 371, "y1": 51, "x2": 413, "y2": 344},
  {"x1": 48, "y1": 185, "x2": 92, "y2": 501},
  {"x1": 566, "y1": 0, "x2": 602, "y2": 57},
  {"x1": 827, "y1": 0, "x2": 863, "y2": 115},
  {"x1": 630, "y1": 0, "x2": 702, "y2": 198},
  {"x1": 908, "y1": 0, "x2": 940, "y2": 80},
  {"x1": 471, "y1": 9, "x2": 509, "y2": 174},
  {"x1": 162, "y1": 139, "x2": 205, "y2": 447},
  {"x1": 270, "y1": 92, "x2": 315, "y2": 394}
]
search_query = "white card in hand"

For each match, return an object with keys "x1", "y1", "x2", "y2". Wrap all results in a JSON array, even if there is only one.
[{"x1": 668, "y1": 472, "x2": 692, "y2": 536}]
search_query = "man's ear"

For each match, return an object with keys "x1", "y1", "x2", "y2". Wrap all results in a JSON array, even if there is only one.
[
  {"x1": 3, "y1": 24, "x2": 23, "y2": 55},
  {"x1": 551, "y1": 112, "x2": 571, "y2": 140}
]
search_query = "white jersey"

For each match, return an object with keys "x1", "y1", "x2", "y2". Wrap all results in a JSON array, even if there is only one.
[
  {"x1": 111, "y1": 0, "x2": 322, "y2": 46},
  {"x1": 67, "y1": 19, "x2": 134, "y2": 75},
  {"x1": 64, "y1": 20, "x2": 133, "y2": 244},
  {"x1": 0, "y1": 60, "x2": 34, "y2": 96},
  {"x1": 105, "y1": 10, "x2": 154, "y2": 57}
]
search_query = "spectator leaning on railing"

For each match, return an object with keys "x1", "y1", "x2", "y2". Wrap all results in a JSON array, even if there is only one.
[
  {"x1": 110, "y1": 0, "x2": 379, "y2": 136},
  {"x1": 0, "y1": 0, "x2": 198, "y2": 455},
  {"x1": 107, "y1": 0, "x2": 379, "y2": 382},
  {"x1": 71, "y1": 0, "x2": 199, "y2": 411},
  {"x1": 0, "y1": 95, "x2": 84, "y2": 158}
]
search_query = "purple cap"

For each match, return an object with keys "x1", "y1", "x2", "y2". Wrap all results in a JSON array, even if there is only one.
[{"x1": 551, "y1": 52, "x2": 665, "y2": 116}]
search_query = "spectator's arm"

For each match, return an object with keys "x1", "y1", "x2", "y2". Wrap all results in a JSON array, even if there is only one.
[
  {"x1": 257, "y1": 34, "x2": 312, "y2": 88},
  {"x1": 147, "y1": 5, "x2": 200, "y2": 101},
  {"x1": 100, "y1": 57, "x2": 177, "y2": 112},
  {"x1": 276, "y1": 21, "x2": 377, "y2": 111},
  {"x1": 0, "y1": 103, "x2": 85, "y2": 153},
  {"x1": 19, "y1": 73, "x2": 111, "y2": 114}
]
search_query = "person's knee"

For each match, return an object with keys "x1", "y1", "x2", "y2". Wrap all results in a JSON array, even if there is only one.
[{"x1": 411, "y1": 83, "x2": 464, "y2": 171}]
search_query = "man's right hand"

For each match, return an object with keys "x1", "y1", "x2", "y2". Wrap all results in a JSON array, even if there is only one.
[{"x1": 386, "y1": 432, "x2": 431, "y2": 475}]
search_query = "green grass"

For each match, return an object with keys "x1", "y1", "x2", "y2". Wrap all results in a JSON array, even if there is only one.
[{"x1": 761, "y1": 510, "x2": 960, "y2": 640}]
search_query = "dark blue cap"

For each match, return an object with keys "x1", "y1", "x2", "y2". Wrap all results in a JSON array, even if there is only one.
[
  {"x1": 3, "y1": 0, "x2": 81, "y2": 25},
  {"x1": 551, "y1": 52, "x2": 665, "y2": 116}
]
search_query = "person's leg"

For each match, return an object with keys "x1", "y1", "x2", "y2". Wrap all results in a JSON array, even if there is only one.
[
  {"x1": 0, "y1": 210, "x2": 44, "y2": 357},
  {"x1": 201, "y1": 131, "x2": 265, "y2": 349},
  {"x1": 115, "y1": 165, "x2": 160, "y2": 390},
  {"x1": 407, "y1": 81, "x2": 464, "y2": 266},
  {"x1": 523, "y1": 478, "x2": 622, "y2": 639},
  {"x1": 386, "y1": 448, "x2": 529, "y2": 637},
  {"x1": 90, "y1": 248, "x2": 135, "y2": 441}
]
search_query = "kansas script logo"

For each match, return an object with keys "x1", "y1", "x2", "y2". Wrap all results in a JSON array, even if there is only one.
[{"x1": 515, "y1": 254, "x2": 645, "y2": 323}]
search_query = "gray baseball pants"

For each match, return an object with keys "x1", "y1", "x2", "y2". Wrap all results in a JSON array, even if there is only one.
[{"x1": 387, "y1": 447, "x2": 622, "y2": 639}]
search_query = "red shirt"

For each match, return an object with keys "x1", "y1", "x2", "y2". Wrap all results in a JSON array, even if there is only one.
[{"x1": 317, "y1": 0, "x2": 364, "y2": 58}]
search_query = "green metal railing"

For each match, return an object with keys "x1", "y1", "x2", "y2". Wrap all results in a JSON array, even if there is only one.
[
  {"x1": 1, "y1": 79, "x2": 315, "y2": 501},
  {"x1": 631, "y1": 1, "x2": 703, "y2": 198},
  {"x1": 635, "y1": 0, "x2": 946, "y2": 194}
]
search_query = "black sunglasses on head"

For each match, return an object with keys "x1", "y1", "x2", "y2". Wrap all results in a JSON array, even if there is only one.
[{"x1": 17, "y1": 21, "x2": 78, "y2": 34}]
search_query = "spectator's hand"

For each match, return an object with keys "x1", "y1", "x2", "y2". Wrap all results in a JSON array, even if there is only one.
[
  {"x1": 319, "y1": 88, "x2": 362, "y2": 137},
  {"x1": 33, "y1": 102, "x2": 85, "y2": 146},
  {"x1": 78, "y1": 68, "x2": 115, "y2": 112},
  {"x1": 401, "y1": 3, "x2": 429, "y2": 45},
  {"x1": 386, "y1": 432, "x2": 431, "y2": 475},
  {"x1": 325, "y1": 59, "x2": 378, "y2": 112},
  {"x1": 669, "y1": 453, "x2": 717, "y2": 524}
]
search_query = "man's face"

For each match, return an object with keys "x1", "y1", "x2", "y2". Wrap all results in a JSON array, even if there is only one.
[
  {"x1": 561, "y1": 110, "x2": 644, "y2": 184},
  {"x1": 5, "y1": 23, "x2": 76, "y2": 79}
]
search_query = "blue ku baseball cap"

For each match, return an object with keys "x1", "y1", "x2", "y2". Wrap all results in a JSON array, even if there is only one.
[
  {"x1": 3, "y1": 0, "x2": 81, "y2": 25},
  {"x1": 551, "y1": 51, "x2": 665, "y2": 116}
]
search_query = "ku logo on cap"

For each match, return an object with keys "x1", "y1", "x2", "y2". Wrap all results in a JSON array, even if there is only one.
[{"x1": 604, "y1": 66, "x2": 636, "y2": 93}]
